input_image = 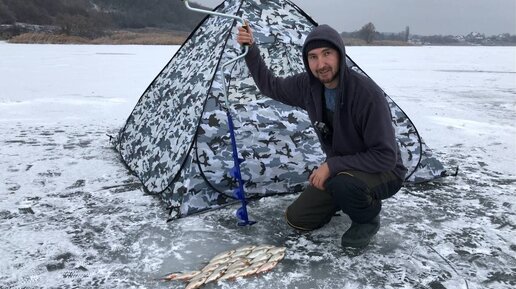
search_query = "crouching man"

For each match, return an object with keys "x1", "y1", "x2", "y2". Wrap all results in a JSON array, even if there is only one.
[{"x1": 237, "y1": 24, "x2": 407, "y2": 248}]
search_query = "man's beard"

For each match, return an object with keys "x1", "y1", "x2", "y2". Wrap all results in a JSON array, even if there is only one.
[{"x1": 316, "y1": 67, "x2": 338, "y2": 84}]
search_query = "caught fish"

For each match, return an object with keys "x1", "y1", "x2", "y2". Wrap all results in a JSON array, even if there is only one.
[
  {"x1": 234, "y1": 263, "x2": 262, "y2": 278},
  {"x1": 269, "y1": 251, "x2": 285, "y2": 263},
  {"x1": 201, "y1": 262, "x2": 222, "y2": 274},
  {"x1": 255, "y1": 260, "x2": 278, "y2": 274},
  {"x1": 251, "y1": 252, "x2": 271, "y2": 263},
  {"x1": 185, "y1": 275, "x2": 207, "y2": 289},
  {"x1": 189, "y1": 270, "x2": 211, "y2": 282},
  {"x1": 232, "y1": 249, "x2": 252, "y2": 258},
  {"x1": 161, "y1": 270, "x2": 201, "y2": 281},
  {"x1": 160, "y1": 272, "x2": 181, "y2": 281},
  {"x1": 247, "y1": 248, "x2": 269, "y2": 259},
  {"x1": 234, "y1": 245, "x2": 256, "y2": 252},
  {"x1": 218, "y1": 267, "x2": 245, "y2": 281},
  {"x1": 210, "y1": 250, "x2": 235, "y2": 262},
  {"x1": 248, "y1": 259, "x2": 267, "y2": 270},
  {"x1": 205, "y1": 269, "x2": 225, "y2": 284},
  {"x1": 160, "y1": 244, "x2": 286, "y2": 288},
  {"x1": 226, "y1": 259, "x2": 249, "y2": 272},
  {"x1": 208, "y1": 255, "x2": 232, "y2": 266},
  {"x1": 253, "y1": 244, "x2": 275, "y2": 250},
  {"x1": 267, "y1": 246, "x2": 286, "y2": 255}
]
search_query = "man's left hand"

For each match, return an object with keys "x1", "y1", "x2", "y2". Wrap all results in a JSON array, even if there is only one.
[{"x1": 309, "y1": 162, "x2": 330, "y2": 190}]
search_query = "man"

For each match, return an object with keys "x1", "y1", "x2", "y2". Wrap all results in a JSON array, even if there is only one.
[{"x1": 237, "y1": 24, "x2": 407, "y2": 248}]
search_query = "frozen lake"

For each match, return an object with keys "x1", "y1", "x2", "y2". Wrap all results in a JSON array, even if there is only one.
[{"x1": 0, "y1": 42, "x2": 515, "y2": 289}]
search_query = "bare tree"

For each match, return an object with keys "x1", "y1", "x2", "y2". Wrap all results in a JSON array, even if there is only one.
[
  {"x1": 358, "y1": 22, "x2": 376, "y2": 43},
  {"x1": 404, "y1": 26, "x2": 410, "y2": 42},
  {"x1": 56, "y1": 12, "x2": 108, "y2": 38}
]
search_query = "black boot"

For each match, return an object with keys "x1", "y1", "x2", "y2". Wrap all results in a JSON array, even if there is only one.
[{"x1": 341, "y1": 214, "x2": 380, "y2": 248}]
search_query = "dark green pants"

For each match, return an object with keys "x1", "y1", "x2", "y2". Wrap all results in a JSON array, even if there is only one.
[{"x1": 285, "y1": 170, "x2": 403, "y2": 231}]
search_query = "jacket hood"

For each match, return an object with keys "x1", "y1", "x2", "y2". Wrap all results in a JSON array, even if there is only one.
[{"x1": 302, "y1": 24, "x2": 348, "y2": 88}]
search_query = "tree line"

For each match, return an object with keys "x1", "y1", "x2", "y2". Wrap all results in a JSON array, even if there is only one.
[
  {"x1": 340, "y1": 22, "x2": 409, "y2": 44},
  {"x1": 341, "y1": 22, "x2": 516, "y2": 45},
  {"x1": 1, "y1": 2, "x2": 514, "y2": 45},
  {"x1": 0, "y1": 0, "x2": 205, "y2": 38}
]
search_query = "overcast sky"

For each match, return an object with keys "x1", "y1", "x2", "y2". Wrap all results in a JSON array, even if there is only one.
[{"x1": 192, "y1": 0, "x2": 516, "y2": 35}]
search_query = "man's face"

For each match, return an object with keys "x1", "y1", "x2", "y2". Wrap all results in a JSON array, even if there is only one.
[{"x1": 307, "y1": 47, "x2": 340, "y2": 89}]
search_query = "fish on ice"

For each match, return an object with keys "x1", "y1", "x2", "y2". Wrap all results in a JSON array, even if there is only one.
[{"x1": 160, "y1": 244, "x2": 286, "y2": 288}]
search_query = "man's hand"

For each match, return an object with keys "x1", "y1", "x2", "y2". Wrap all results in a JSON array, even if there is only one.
[
  {"x1": 237, "y1": 23, "x2": 254, "y2": 46},
  {"x1": 309, "y1": 162, "x2": 331, "y2": 190}
]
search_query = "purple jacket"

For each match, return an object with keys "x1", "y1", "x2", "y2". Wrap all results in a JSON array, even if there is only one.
[{"x1": 245, "y1": 25, "x2": 407, "y2": 180}]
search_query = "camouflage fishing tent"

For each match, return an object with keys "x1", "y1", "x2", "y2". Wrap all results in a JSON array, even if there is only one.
[{"x1": 114, "y1": 0, "x2": 448, "y2": 220}]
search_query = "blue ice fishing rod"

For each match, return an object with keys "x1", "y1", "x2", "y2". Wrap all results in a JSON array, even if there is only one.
[{"x1": 182, "y1": 0, "x2": 255, "y2": 226}]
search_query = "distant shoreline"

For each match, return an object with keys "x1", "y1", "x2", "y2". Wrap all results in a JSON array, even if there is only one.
[
  {"x1": 3, "y1": 31, "x2": 515, "y2": 46},
  {"x1": 5, "y1": 29, "x2": 188, "y2": 45},
  {"x1": 6, "y1": 31, "x2": 412, "y2": 46}
]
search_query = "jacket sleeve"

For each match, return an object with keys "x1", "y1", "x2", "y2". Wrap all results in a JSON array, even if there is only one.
[
  {"x1": 245, "y1": 44, "x2": 306, "y2": 110},
  {"x1": 326, "y1": 87, "x2": 398, "y2": 175}
]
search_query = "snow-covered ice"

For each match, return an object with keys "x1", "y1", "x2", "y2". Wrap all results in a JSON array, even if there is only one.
[{"x1": 0, "y1": 42, "x2": 515, "y2": 289}]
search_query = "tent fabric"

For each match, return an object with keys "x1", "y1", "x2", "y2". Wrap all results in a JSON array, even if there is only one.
[{"x1": 115, "y1": 0, "x2": 448, "y2": 220}]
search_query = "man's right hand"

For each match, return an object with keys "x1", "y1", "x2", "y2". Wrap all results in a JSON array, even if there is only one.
[
  {"x1": 237, "y1": 24, "x2": 254, "y2": 46},
  {"x1": 309, "y1": 162, "x2": 331, "y2": 190}
]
